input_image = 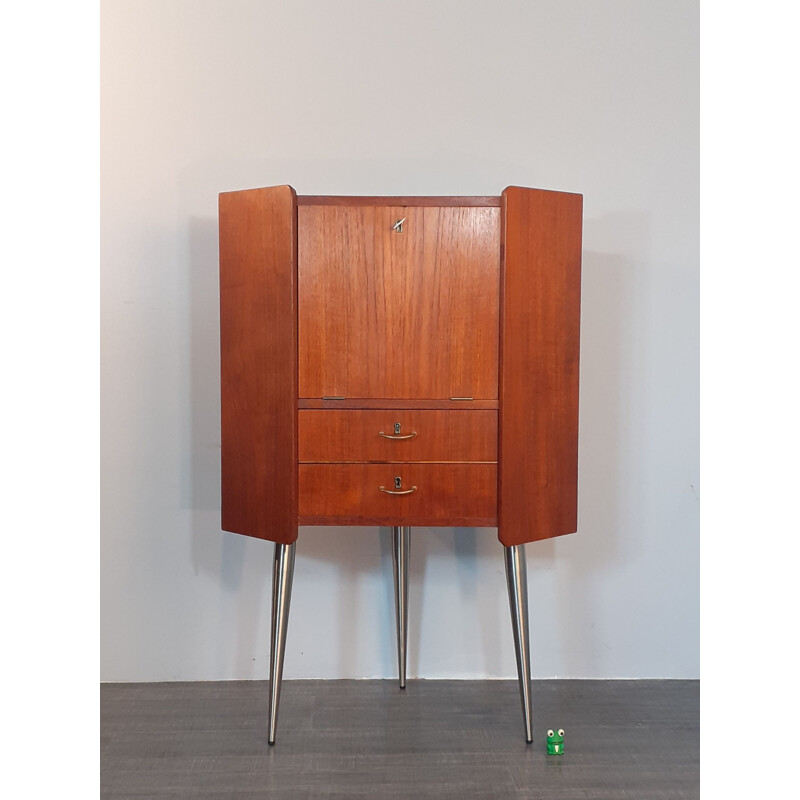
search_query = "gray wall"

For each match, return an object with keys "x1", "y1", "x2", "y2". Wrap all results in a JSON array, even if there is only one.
[{"x1": 101, "y1": 0, "x2": 698, "y2": 681}]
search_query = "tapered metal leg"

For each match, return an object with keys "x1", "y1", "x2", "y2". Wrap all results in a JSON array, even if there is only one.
[
  {"x1": 391, "y1": 526, "x2": 410, "y2": 689},
  {"x1": 505, "y1": 544, "x2": 534, "y2": 743},
  {"x1": 268, "y1": 541, "x2": 296, "y2": 744}
]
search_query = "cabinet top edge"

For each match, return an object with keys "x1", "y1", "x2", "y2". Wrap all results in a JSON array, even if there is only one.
[
  {"x1": 297, "y1": 196, "x2": 502, "y2": 207},
  {"x1": 219, "y1": 188, "x2": 583, "y2": 204},
  {"x1": 219, "y1": 187, "x2": 583, "y2": 203}
]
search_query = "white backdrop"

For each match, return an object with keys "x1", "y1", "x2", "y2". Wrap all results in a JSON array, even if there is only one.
[{"x1": 101, "y1": 0, "x2": 698, "y2": 681}]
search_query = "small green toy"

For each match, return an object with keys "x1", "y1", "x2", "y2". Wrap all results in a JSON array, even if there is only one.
[{"x1": 546, "y1": 728, "x2": 565, "y2": 755}]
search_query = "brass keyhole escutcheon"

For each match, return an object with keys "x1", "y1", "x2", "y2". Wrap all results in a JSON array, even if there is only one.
[
  {"x1": 378, "y1": 422, "x2": 418, "y2": 441},
  {"x1": 392, "y1": 217, "x2": 406, "y2": 233}
]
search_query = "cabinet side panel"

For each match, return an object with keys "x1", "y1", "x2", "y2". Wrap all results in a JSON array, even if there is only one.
[
  {"x1": 219, "y1": 186, "x2": 298, "y2": 544},
  {"x1": 499, "y1": 187, "x2": 582, "y2": 546}
]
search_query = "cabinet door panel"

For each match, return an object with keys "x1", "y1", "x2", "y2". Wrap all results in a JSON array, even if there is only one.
[
  {"x1": 298, "y1": 205, "x2": 500, "y2": 399},
  {"x1": 219, "y1": 185, "x2": 298, "y2": 544},
  {"x1": 498, "y1": 186, "x2": 582, "y2": 546}
]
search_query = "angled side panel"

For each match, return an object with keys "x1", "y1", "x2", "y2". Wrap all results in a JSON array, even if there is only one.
[
  {"x1": 498, "y1": 186, "x2": 583, "y2": 546},
  {"x1": 219, "y1": 186, "x2": 298, "y2": 544}
]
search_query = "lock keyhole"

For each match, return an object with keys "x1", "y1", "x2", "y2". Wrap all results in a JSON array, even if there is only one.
[
  {"x1": 394, "y1": 422, "x2": 402, "y2": 434},
  {"x1": 394, "y1": 476, "x2": 402, "y2": 490}
]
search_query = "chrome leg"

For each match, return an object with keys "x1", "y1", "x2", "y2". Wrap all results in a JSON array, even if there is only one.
[
  {"x1": 505, "y1": 544, "x2": 533, "y2": 743},
  {"x1": 268, "y1": 541, "x2": 296, "y2": 744},
  {"x1": 391, "y1": 526, "x2": 410, "y2": 688}
]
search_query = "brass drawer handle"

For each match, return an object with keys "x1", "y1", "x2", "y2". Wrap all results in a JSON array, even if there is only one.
[
  {"x1": 379, "y1": 485, "x2": 418, "y2": 495},
  {"x1": 378, "y1": 430, "x2": 418, "y2": 440}
]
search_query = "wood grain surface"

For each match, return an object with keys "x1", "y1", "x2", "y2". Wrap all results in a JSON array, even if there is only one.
[
  {"x1": 498, "y1": 186, "x2": 583, "y2": 546},
  {"x1": 298, "y1": 205, "x2": 500, "y2": 400},
  {"x1": 219, "y1": 185, "x2": 298, "y2": 544},
  {"x1": 298, "y1": 410, "x2": 497, "y2": 463},
  {"x1": 298, "y1": 463, "x2": 497, "y2": 526}
]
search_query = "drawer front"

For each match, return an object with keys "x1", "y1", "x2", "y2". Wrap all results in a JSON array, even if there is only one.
[
  {"x1": 298, "y1": 464, "x2": 497, "y2": 526},
  {"x1": 298, "y1": 410, "x2": 497, "y2": 463}
]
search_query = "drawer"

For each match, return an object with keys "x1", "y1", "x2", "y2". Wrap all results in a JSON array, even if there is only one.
[
  {"x1": 298, "y1": 464, "x2": 497, "y2": 526},
  {"x1": 298, "y1": 410, "x2": 497, "y2": 463}
]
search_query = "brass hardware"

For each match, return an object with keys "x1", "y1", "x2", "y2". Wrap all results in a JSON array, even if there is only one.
[
  {"x1": 379, "y1": 476, "x2": 417, "y2": 495},
  {"x1": 379, "y1": 421, "x2": 418, "y2": 440},
  {"x1": 379, "y1": 485, "x2": 418, "y2": 496},
  {"x1": 392, "y1": 217, "x2": 406, "y2": 233},
  {"x1": 450, "y1": 397, "x2": 474, "y2": 401}
]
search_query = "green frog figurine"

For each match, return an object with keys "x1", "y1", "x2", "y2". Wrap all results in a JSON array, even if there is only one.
[{"x1": 546, "y1": 728, "x2": 565, "y2": 755}]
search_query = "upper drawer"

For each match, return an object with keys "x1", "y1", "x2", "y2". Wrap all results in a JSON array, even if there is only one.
[{"x1": 298, "y1": 409, "x2": 497, "y2": 463}]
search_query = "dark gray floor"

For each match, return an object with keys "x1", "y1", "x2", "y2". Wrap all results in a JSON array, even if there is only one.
[{"x1": 101, "y1": 679, "x2": 698, "y2": 799}]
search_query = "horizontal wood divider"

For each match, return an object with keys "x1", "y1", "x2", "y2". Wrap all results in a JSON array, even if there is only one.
[
  {"x1": 298, "y1": 398, "x2": 499, "y2": 410},
  {"x1": 298, "y1": 196, "x2": 501, "y2": 207}
]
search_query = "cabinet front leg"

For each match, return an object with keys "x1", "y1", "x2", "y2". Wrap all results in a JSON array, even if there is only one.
[
  {"x1": 504, "y1": 543, "x2": 533, "y2": 743},
  {"x1": 268, "y1": 541, "x2": 296, "y2": 744},
  {"x1": 391, "y1": 526, "x2": 410, "y2": 688}
]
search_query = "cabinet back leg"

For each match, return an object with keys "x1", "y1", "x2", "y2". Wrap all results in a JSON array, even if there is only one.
[
  {"x1": 268, "y1": 541, "x2": 296, "y2": 744},
  {"x1": 391, "y1": 526, "x2": 410, "y2": 688},
  {"x1": 504, "y1": 544, "x2": 533, "y2": 743}
]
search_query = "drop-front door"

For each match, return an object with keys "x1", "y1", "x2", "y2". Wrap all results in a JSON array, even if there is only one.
[{"x1": 297, "y1": 204, "x2": 500, "y2": 401}]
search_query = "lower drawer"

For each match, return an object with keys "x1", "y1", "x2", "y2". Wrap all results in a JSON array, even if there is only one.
[{"x1": 298, "y1": 463, "x2": 497, "y2": 526}]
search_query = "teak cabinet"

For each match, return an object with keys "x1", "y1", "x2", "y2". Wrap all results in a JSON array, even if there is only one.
[{"x1": 219, "y1": 185, "x2": 583, "y2": 744}]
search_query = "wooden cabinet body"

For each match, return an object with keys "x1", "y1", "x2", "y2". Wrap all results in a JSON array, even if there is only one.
[{"x1": 219, "y1": 187, "x2": 582, "y2": 546}]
